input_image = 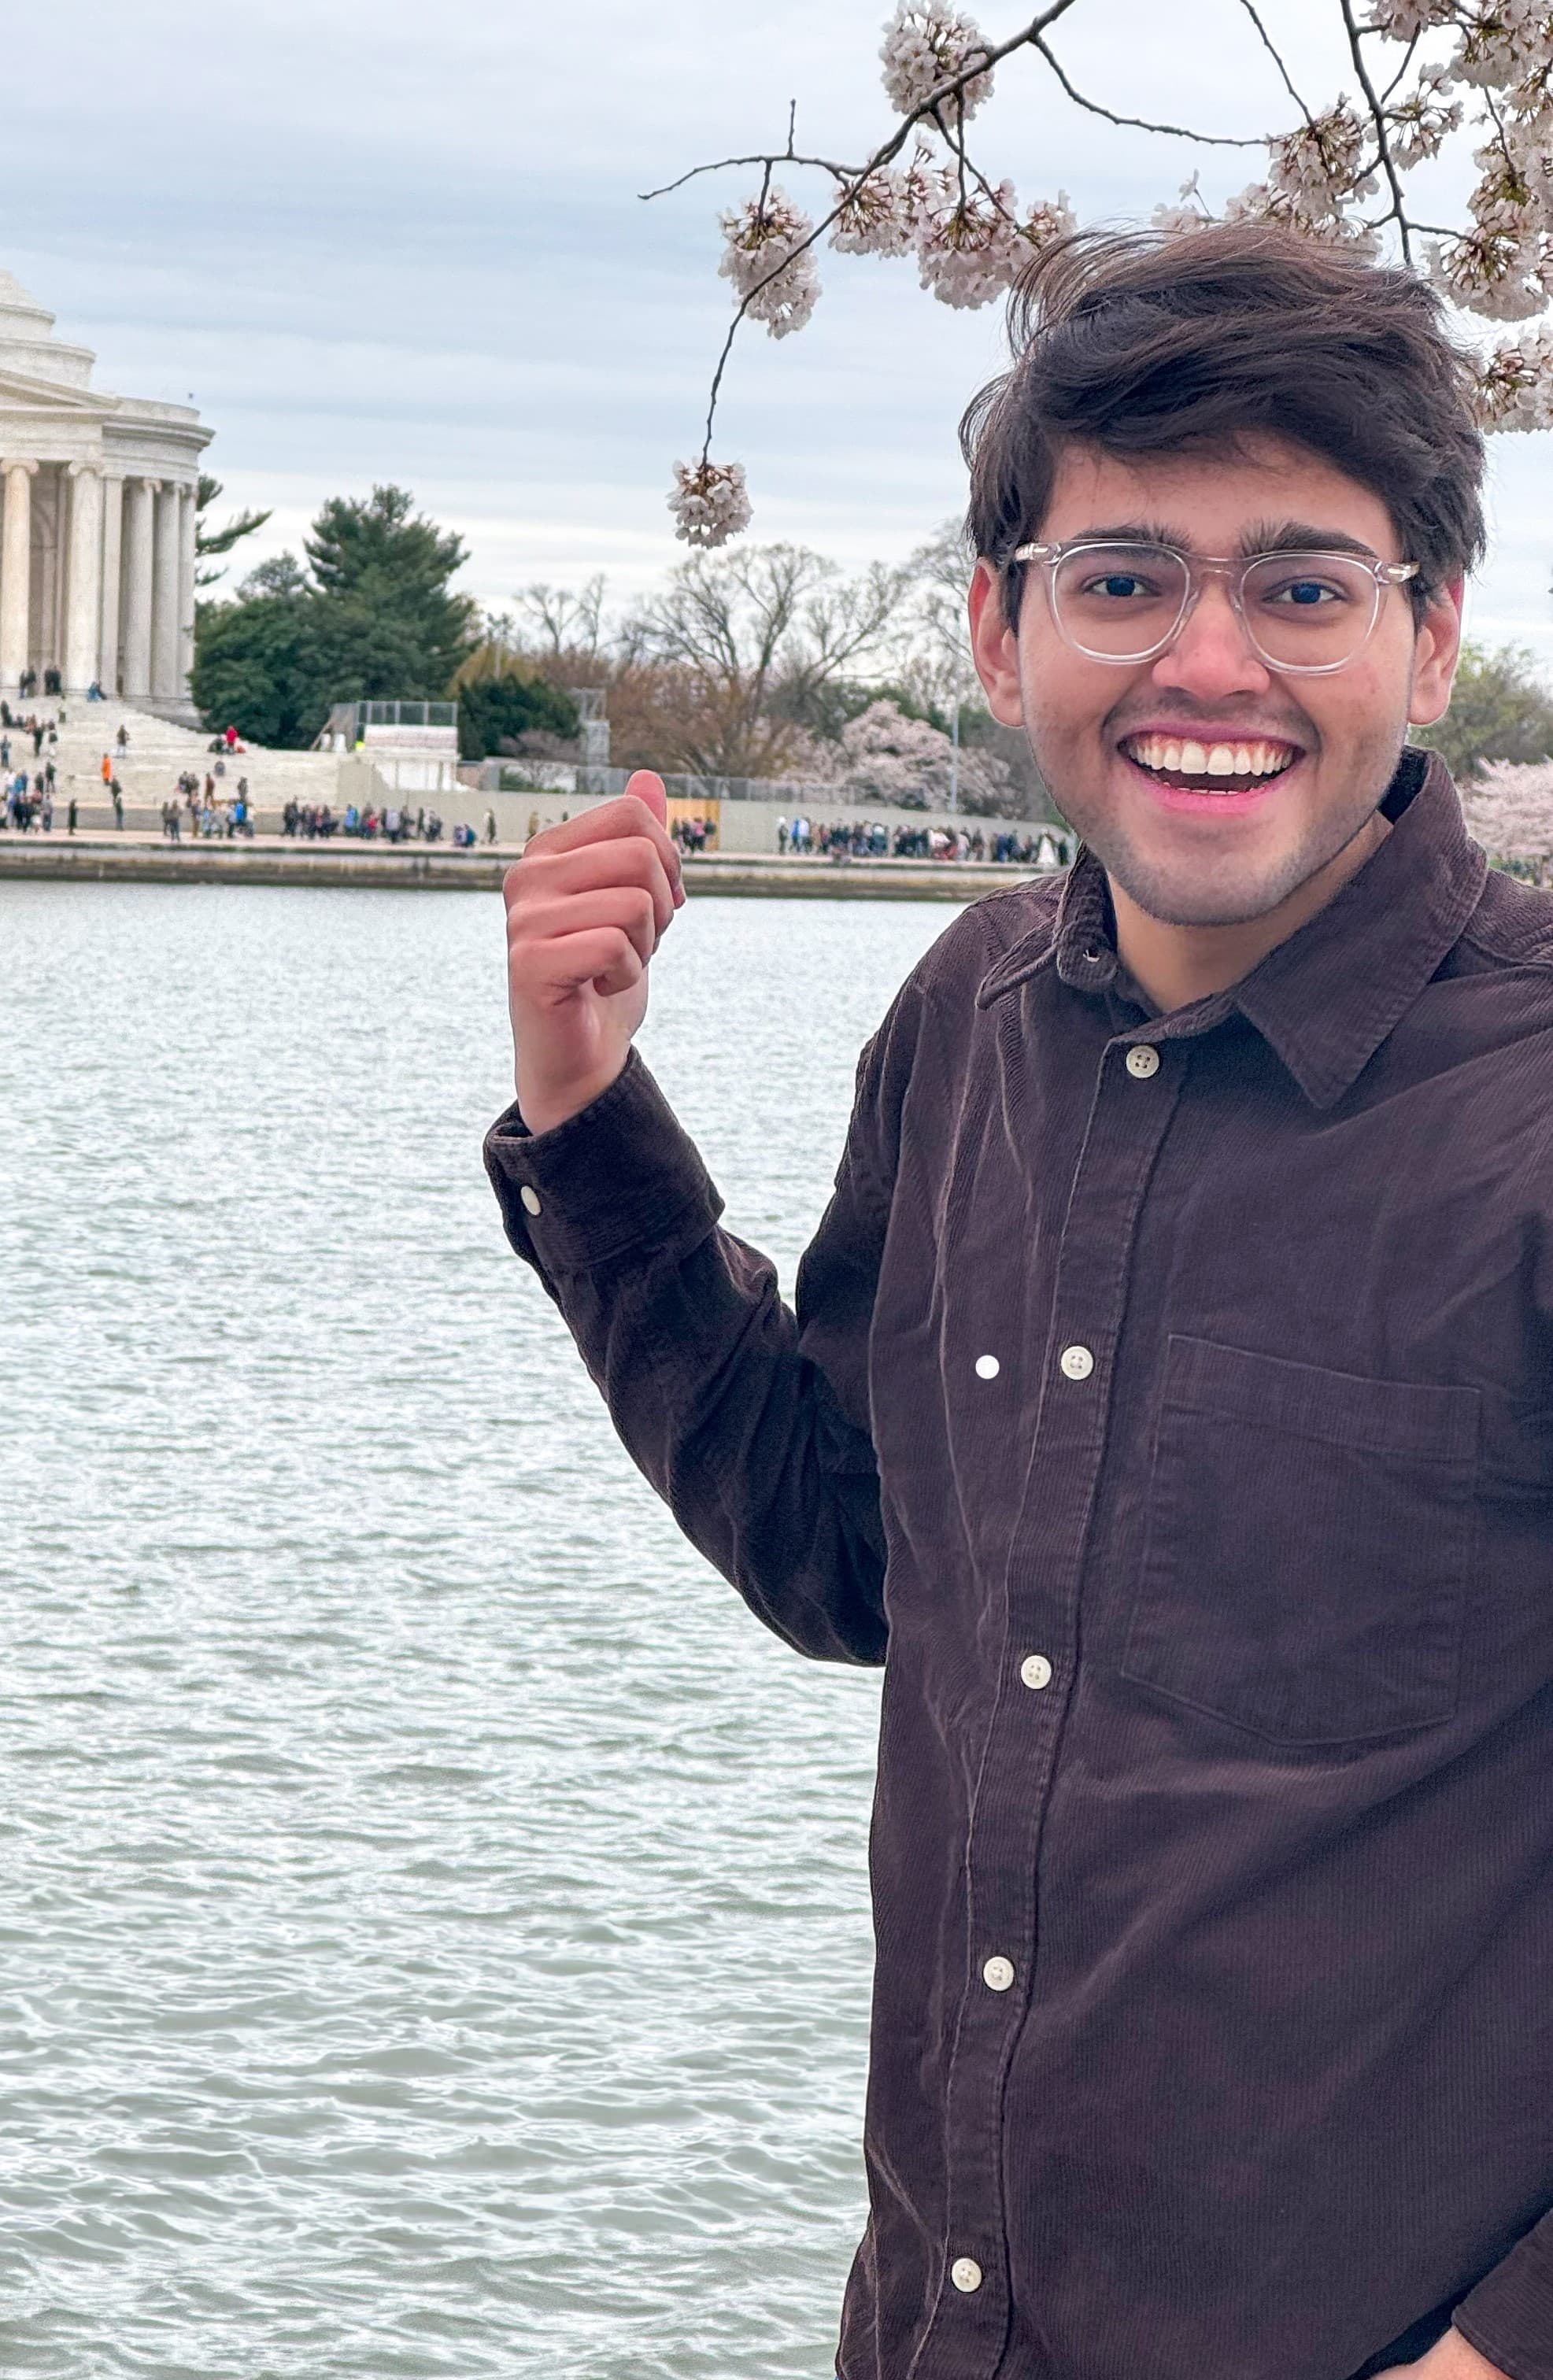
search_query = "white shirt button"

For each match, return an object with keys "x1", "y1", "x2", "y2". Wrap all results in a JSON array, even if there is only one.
[
  {"x1": 974, "y1": 1354, "x2": 1000, "y2": 1380},
  {"x1": 520, "y1": 1184, "x2": 542, "y2": 1217},
  {"x1": 1059, "y1": 1343, "x2": 1094, "y2": 1381},
  {"x1": 1126, "y1": 1044, "x2": 1161, "y2": 1078},
  {"x1": 982, "y1": 1954, "x2": 1015, "y2": 1992},
  {"x1": 1020, "y1": 1652, "x2": 1052, "y2": 1691},
  {"x1": 950, "y1": 2256, "x2": 983, "y2": 2293}
]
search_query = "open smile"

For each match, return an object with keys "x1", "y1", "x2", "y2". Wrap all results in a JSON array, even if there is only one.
[{"x1": 1115, "y1": 728, "x2": 1296, "y2": 814}]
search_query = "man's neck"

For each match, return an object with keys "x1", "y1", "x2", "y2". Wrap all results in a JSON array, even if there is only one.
[{"x1": 1107, "y1": 807, "x2": 1392, "y2": 1016}]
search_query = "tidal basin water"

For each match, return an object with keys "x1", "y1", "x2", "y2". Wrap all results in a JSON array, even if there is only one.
[{"x1": 0, "y1": 881, "x2": 962, "y2": 2380}]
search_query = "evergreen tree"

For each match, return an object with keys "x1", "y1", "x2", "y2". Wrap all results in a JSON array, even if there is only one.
[
  {"x1": 305, "y1": 485, "x2": 475, "y2": 701},
  {"x1": 190, "y1": 487, "x2": 478, "y2": 747},
  {"x1": 457, "y1": 674, "x2": 579, "y2": 762}
]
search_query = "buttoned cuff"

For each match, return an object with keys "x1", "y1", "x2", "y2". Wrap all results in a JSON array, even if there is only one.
[
  {"x1": 1455, "y1": 2212, "x2": 1553, "y2": 2380},
  {"x1": 482, "y1": 1047, "x2": 722, "y2": 1280}
]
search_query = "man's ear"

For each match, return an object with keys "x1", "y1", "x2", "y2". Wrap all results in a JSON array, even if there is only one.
[
  {"x1": 1409, "y1": 575, "x2": 1465, "y2": 730},
  {"x1": 968, "y1": 560, "x2": 1025, "y2": 727}
]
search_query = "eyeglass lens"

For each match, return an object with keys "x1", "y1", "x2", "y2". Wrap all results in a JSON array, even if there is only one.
[{"x1": 1050, "y1": 544, "x2": 1383, "y2": 668}]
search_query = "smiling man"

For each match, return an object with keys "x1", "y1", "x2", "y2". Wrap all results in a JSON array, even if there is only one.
[{"x1": 484, "y1": 225, "x2": 1553, "y2": 2379}]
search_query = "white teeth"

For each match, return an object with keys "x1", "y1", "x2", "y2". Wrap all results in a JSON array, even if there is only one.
[{"x1": 1124, "y1": 733, "x2": 1296, "y2": 778}]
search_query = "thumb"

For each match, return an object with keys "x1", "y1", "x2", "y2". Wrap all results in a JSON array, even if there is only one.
[{"x1": 625, "y1": 768, "x2": 668, "y2": 827}]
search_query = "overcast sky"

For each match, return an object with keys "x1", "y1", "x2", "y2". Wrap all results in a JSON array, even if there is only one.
[{"x1": 18, "y1": 0, "x2": 1553, "y2": 663}]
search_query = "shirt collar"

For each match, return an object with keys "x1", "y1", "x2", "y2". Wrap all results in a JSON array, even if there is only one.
[{"x1": 975, "y1": 748, "x2": 1486, "y2": 1111}]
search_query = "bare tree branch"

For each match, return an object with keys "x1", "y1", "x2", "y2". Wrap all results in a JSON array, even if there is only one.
[
  {"x1": 1337, "y1": 0, "x2": 1414, "y2": 266},
  {"x1": 1033, "y1": 36, "x2": 1263, "y2": 146},
  {"x1": 1235, "y1": 0, "x2": 1315, "y2": 126}
]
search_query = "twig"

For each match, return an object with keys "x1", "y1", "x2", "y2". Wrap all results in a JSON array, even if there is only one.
[
  {"x1": 1236, "y1": 0, "x2": 1315, "y2": 124},
  {"x1": 640, "y1": 150, "x2": 862, "y2": 202},
  {"x1": 1379, "y1": 31, "x2": 1421, "y2": 106},
  {"x1": 1033, "y1": 35, "x2": 1263, "y2": 146},
  {"x1": 1337, "y1": 0, "x2": 1414, "y2": 265}
]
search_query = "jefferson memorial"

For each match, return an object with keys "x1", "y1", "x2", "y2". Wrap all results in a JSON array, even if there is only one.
[{"x1": 0, "y1": 266, "x2": 209, "y2": 709}]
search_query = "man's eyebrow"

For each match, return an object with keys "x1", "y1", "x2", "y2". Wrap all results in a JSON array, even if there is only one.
[
  {"x1": 1059, "y1": 519, "x2": 1389, "y2": 561},
  {"x1": 1237, "y1": 519, "x2": 1386, "y2": 560}
]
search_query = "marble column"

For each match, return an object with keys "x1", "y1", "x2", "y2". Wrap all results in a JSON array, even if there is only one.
[
  {"x1": 98, "y1": 473, "x2": 124, "y2": 694},
  {"x1": 0, "y1": 460, "x2": 36, "y2": 693},
  {"x1": 122, "y1": 476, "x2": 158, "y2": 702},
  {"x1": 151, "y1": 481, "x2": 180, "y2": 700},
  {"x1": 176, "y1": 482, "x2": 196, "y2": 698},
  {"x1": 65, "y1": 464, "x2": 104, "y2": 693}
]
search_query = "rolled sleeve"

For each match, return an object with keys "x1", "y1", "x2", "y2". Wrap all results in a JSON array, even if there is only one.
[{"x1": 483, "y1": 1048, "x2": 722, "y2": 1284}]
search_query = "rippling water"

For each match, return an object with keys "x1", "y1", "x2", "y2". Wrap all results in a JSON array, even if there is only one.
[{"x1": 0, "y1": 881, "x2": 960, "y2": 2379}]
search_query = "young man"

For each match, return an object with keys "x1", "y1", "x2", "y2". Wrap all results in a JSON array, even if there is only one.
[{"x1": 484, "y1": 226, "x2": 1551, "y2": 2380}]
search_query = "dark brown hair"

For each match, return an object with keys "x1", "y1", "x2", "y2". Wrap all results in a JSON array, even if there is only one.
[{"x1": 962, "y1": 222, "x2": 1487, "y2": 626}]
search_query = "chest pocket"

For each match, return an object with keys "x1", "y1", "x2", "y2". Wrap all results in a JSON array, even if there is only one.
[{"x1": 1122, "y1": 1336, "x2": 1480, "y2": 1746}]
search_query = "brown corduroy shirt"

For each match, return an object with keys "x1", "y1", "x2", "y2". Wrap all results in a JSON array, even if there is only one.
[{"x1": 485, "y1": 748, "x2": 1553, "y2": 2380}]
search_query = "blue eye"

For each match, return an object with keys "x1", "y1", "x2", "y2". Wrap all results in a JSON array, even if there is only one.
[
  {"x1": 1268, "y1": 576, "x2": 1343, "y2": 607},
  {"x1": 1083, "y1": 573, "x2": 1153, "y2": 599}
]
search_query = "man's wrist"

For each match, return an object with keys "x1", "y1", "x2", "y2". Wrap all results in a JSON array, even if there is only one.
[{"x1": 516, "y1": 1055, "x2": 628, "y2": 1139}]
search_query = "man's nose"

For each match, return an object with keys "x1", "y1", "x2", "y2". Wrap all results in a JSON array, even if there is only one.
[{"x1": 1149, "y1": 577, "x2": 1272, "y2": 699}]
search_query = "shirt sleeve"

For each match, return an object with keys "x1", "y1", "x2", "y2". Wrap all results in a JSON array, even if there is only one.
[
  {"x1": 1454, "y1": 2215, "x2": 1553, "y2": 2380},
  {"x1": 481, "y1": 1017, "x2": 914, "y2": 1667}
]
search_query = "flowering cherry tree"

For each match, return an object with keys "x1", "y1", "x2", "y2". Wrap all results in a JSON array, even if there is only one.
[
  {"x1": 653, "y1": 0, "x2": 1553, "y2": 546},
  {"x1": 1459, "y1": 756, "x2": 1553, "y2": 877}
]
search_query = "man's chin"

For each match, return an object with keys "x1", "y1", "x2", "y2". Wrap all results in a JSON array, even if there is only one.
[{"x1": 1098, "y1": 841, "x2": 1322, "y2": 932}]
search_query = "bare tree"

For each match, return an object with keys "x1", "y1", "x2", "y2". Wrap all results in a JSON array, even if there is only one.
[
  {"x1": 516, "y1": 576, "x2": 611, "y2": 660},
  {"x1": 627, "y1": 543, "x2": 909, "y2": 776}
]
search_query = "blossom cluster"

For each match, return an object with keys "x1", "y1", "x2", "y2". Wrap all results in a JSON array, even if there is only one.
[
  {"x1": 718, "y1": 187, "x2": 821, "y2": 339},
  {"x1": 878, "y1": 1, "x2": 993, "y2": 127},
  {"x1": 667, "y1": 460, "x2": 752, "y2": 549}
]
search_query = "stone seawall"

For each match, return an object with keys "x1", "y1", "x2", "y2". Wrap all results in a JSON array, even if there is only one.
[{"x1": 0, "y1": 837, "x2": 1051, "y2": 903}]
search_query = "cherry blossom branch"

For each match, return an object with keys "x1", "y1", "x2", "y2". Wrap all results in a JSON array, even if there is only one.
[
  {"x1": 662, "y1": 0, "x2": 1553, "y2": 543},
  {"x1": 1337, "y1": 0, "x2": 1414, "y2": 265},
  {"x1": 687, "y1": 0, "x2": 1089, "y2": 468}
]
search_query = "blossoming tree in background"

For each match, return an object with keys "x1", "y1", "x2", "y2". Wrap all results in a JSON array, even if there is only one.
[
  {"x1": 1460, "y1": 757, "x2": 1553, "y2": 878},
  {"x1": 653, "y1": 0, "x2": 1553, "y2": 545}
]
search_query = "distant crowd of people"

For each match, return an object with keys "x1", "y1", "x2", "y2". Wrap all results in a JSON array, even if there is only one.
[
  {"x1": 161, "y1": 771, "x2": 255, "y2": 841},
  {"x1": 777, "y1": 815, "x2": 1070, "y2": 865}
]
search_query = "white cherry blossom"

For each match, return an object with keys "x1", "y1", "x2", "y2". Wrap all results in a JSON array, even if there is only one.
[
  {"x1": 879, "y1": 1, "x2": 994, "y2": 126},
  {"x1": 1387, "y1": 65, "x2": 1462, "y2": 169},
  {"x1": 1453, "y1": 2, "x2": 1551, "y2": 92},
  {"x1": 1151, "y1": 174, "x2": 1212, "y2": 235},
  {"x1": 830, "y1": 168, "x2": 916, "y2": 257},
  {"x1": 1364, "y1": 0, "x2": 1456, "y2": 36},
  {"x1": 668, "y1": 460, "x2": 754, "y2": 549},
  {"x1": 912, "y1": 172, "x2": 1074, "y2": 307},
  {"x1": 718, "y1": 187, "x2": 822, "y2": 338},
  {"x1": 1469, "y1": 323, "x2": 1553, "y2": 426},
  {"x1": 1267, "y1": 103, "x2": 1376, "y2": 220}
]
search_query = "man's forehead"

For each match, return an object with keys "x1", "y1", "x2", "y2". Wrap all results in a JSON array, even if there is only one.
[{"x1": 1041, "y1": 436, "x2": 1398, "y2": 549}]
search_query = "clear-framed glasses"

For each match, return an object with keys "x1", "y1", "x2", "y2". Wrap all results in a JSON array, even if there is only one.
[{"x1": 1009, "y1": 538, "x2": 1420, "y2": 675}]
